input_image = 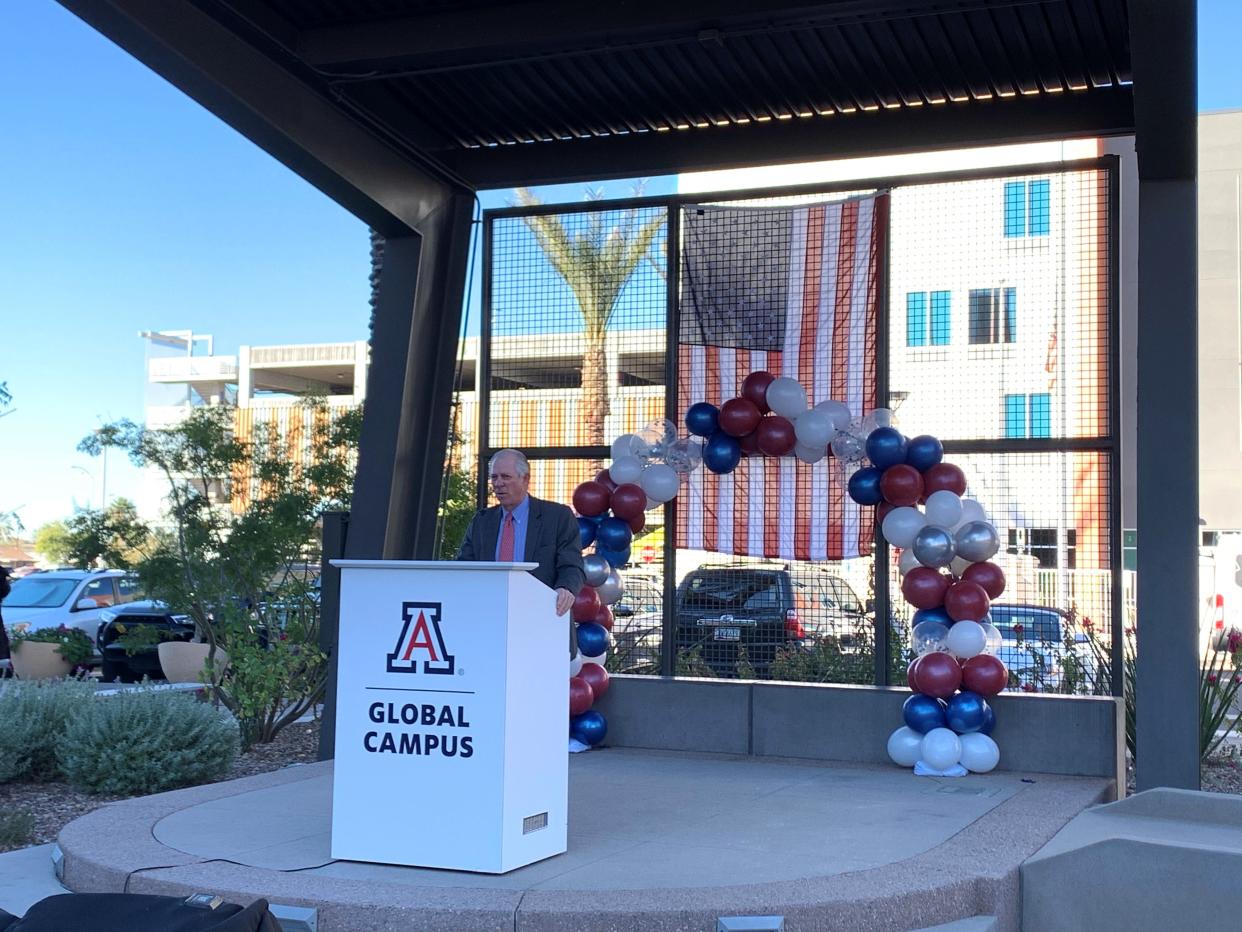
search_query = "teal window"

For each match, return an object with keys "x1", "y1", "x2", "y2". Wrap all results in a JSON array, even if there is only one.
[
  {"x1": 1029, "y1": 393, "x2": 1051, "y2": 438},
  {"x1": 1004, "y1": 395, "x2": 1027, "y2": 438},
  {"x1": 1004, "y1": 392, "x2": 1053, "y2": 438},
  {"x1": 1004, "y1": 179, "x2": 1050, "y2": 237},
  {"x1": 906, "y1": 292, "x2": 927, "y2": 347},
  {"x1": 930, "y1": 290, "x2": 951, "y2": 345}
]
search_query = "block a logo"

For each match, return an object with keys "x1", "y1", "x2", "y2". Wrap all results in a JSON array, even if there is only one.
[{"x1": 387, "y1": 601, "x2": 455, "y2": 675}]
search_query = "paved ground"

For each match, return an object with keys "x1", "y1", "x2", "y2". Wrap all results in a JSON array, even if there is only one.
[{"x1": 0, "y1": 845, "x2": 67, "y2": 918}]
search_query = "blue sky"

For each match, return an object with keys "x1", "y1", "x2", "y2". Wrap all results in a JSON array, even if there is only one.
[{"x1": 1, "y1": 0, "x2": 1238, "y2": 533}]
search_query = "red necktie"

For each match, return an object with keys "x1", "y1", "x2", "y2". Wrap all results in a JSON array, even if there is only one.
[{"x1": 499, "y1": 512, "x2": 515, "y2": 562}]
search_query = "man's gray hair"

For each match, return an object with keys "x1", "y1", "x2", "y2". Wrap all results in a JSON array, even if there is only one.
[{"x1": 488, "y1": 449, "x2": 530, "y2": 478}]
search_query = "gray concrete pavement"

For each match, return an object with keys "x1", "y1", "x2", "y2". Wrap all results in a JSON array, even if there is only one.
[{"x1": 0, "y1": 844, "x2": 68, "y2": 918}]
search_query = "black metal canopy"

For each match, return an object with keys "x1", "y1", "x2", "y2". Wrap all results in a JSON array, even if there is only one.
[{"x1": 60, "y1": 0, "x2": 1135, "y2": 232}]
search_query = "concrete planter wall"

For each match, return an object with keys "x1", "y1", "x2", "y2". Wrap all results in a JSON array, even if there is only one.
[
  {"x1": 158, "y1": 642, "x2": 228, "y2": 684},
  {"x1": 10, "y1": 641, "x2": 74, "y2": 679},
  {"x1": 596, "y1": 675, "x2": 1125, "y2": 788}
]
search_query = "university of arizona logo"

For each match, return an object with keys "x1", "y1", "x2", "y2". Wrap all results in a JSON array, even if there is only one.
[{"x1": 387, "y1": 602, "x2": 455, "y2": 675}]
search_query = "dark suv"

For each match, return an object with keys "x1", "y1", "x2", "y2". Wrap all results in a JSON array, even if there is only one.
[
  {"x1": 96, "y1": 602, "x2": 196, "y2": 683},
  {"x1": 673, "y1": 563, "x2": 872, "y2": 677}
]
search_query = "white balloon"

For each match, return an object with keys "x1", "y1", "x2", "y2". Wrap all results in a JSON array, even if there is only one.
[
  {"x1": 582, "y1": 650, "x2": 607, "y2": 666},
  {"x1": 920, "y1": 728, "x2": 963, "y2": 770},
  {"x1": 814, "y1": 399, "x2": 853, "y2": 431},
  {"x1": 794, "y1": 409, "x2": 834, "y2": 449},
  {"x1": 569, "y1": 651, "x2": 584, "y2": 677},
  {"x1": 645, "y1": 496, "x2": 661, "y2": 511},
  {"x1": 924, "y1": 490, "x2": 963, "y2": 528},
  {"x1": 950, "y1": 556, "x2": 972, "y2": 577},
  {"x1": 765, "y1": 377, "x2": 808, "y2": 419},
  {"x1": 609, "y1": 455, "x2": 644, "y2": 485},
  {"x1": 887, "y1": 726, "x2": 923, "y2": 767},
  {"x1": 955, "y1": 498, "x2": 988, "y2": 529},
  {"x1": 980, "y1": 621, "x2": 1003, "y2": 655},
  {"x1": 639, "y1": 463, "x2": 680, "y2": 503},
  {"x1": 959, "y1": 733, "x2": 1000, "y2": 773},
  {"x1": 794, "y1": 443, "x2": 826, "y2": 464},
  {"x1": 611, "y1": 434, "x2": 646, "y2": 462},
  {"x1": 882, "y1": 506, "x2": 927, "y2": 549},
  {"x1": 945, "y1": 619, "x2": 987, "y2": 659},
  {"x1": 898, "y1": 547, "x2": 921, "y2": 576}
]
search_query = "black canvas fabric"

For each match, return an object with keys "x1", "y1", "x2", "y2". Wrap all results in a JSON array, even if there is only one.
[{"x1": 7, "y1": 894, "x2": 280, "y2": 932}]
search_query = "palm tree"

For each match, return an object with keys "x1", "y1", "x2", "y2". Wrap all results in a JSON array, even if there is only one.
[{"x1": 515, "y1": 188, "x2": 666, "y2": 447}]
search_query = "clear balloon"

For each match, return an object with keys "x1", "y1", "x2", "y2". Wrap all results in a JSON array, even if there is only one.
[
  {"x1": 582, "y1": 554, "x2": 610, "y2": 588},
  {"x1": 920, "y1": 727, "x2": 963, "y2": 770},
  {"x1": 912, "y1": 525, "x2": 956, "y2": 568},
  {"x1": 609, "y1": 455, "x2": 644, "y2": 485},
  {"x1": 912, "y1": 620, "x2": 950, "y2": 654},
  {"x1": 958, "y1": 732, "x2": 1000, "y2": 773},
  {"x1": 945, "y1": 619, "x2": 987, "y2": 659},
  {"x1": 887, "y1": 726, "x2": 924, "y2": 767},
  {"x1": 611, "y1": 433, "x2": 646, "y2": 463},
  {"x1": 862, "y1": 407, "x2": 897, "y2": 433},
  {"x1": 830, "y1": 428, "x2": 865, "y2": 463},
  {"x1": 765, "y1": 377, "x2": 808, "y2": 419},
  {"x1": 924, "y1": 490, "x2": 963, "y2": 528},
  {"x1": 794, "y1": 443, "x2": 826, "y2": 464},
  {"x1": 638, "y1": 419, "x2": 677, "y2": 458},
  {"x1": 794, "y1": 409, "x2": 834, "y2": 449},
  {"x1": 814, "y1": 399, "x2": 853, "y2": 431},
  {"x1": 596, "y1": 569, "x2": 624, "y2": 606},
  {"x1": 898, "y1": 547, "x2": 921, "y2": 576},
  {"x1": 980, "y1": 621, "x2": 1003, "y2": 655},
  {"x1": 882, "y1": 506, "x2": 927, "y2": 549},
  {"x1": 639, "y1": 463, "x2": 680, "y2": 503},
  {"x1": 664, "y1": 437, "x2": 701, "y2": 474},
  {"x1": 955, "y1": 521, "x2": 1001, "y2": 562}
]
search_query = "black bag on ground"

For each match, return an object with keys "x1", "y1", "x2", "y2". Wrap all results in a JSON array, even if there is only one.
[{"x1": 0, "y1": 893, "x2": 280, "y2": 932}]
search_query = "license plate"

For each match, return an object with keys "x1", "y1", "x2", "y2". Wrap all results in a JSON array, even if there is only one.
[{"x1": 714, "y1": 626, "x2": 741, "y2": 641}]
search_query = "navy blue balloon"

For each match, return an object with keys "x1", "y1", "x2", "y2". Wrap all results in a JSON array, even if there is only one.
[
  {"x1": 978, "y1": 705, "x2": 996, "y2": 736},
  {"x1": 575, "y1": 622, "x2": 611, "y2": 658},
  {"x1": 594, "y1": 546, "x2": 630, "y2": 569},
  {"x1": 571, "y1": 710, "x2": 608, "y2": 746},
  {"x1": 902, "y1": 693, "x2": 948, "y2": 734},
  {"x1": 685, "y1": 402, "x2": 720, "y2": 438},
  {"x1": 578, "y1": 516, "x2": 599, "y2": 549},
  {"x1": 906, "y1": 434, "x2": 945, "y2": 472},
  {"x1": 946, "y1": 690, "x2": 990, "y2": 734},
  {"x1": 703, "y1": 430, "x2": 742, "y2": 474},
  {"x1": 847, "y1": 466, "x2": 884, "y2": 506},
  {"x1": 596, "y1": 517, "x2": 633, "y2": 552},
  {"x1": 866, "y1": 427, "x2": 908, "y2": 470},
  {"x1": 912, "y1": 606, "x2": 954, "y2": 629}
]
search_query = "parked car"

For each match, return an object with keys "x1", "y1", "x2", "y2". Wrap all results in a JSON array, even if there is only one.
[
  {"x1": 609, "y1": 576, "x2": 664, "y2": 672},
  {"x1": 2, "y1": 569, "x2": 143, "y2": 658},
  {"x1": 673, "y1": 563, "x2": 873, "y2": 677},
  {"x1": 96, "y1": 601, "x2": 196, "y2": 683},
  {"x1": 989, "y1": 604, "x2": 1102, "y2": 694}
]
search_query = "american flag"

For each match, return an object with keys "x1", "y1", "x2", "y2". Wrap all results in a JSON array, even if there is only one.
[{"x1": 676, "y1": 193, "x2": 888, "y2": 561}]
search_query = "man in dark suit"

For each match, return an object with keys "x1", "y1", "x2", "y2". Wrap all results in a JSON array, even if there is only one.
[{"x1": 457, "y1": 449, "x2": 585, "y2": 617}]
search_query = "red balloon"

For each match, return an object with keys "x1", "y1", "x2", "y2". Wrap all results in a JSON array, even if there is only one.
[
  {"x1": 719, "y1": 397, "x2": 763, "y2": 438},
  {"x1": 569, "y1": 676, "x2": 595, "y2": 715},
  {"x1": 923, "y1": 463, "x2": 967, "y2": 497},
  {"x1": 907, "y1": 656, "x2": 921, "y2": 691},
  {"x1": 593, "y1": 604, "x2": 614, "y2": 632},
  {"x1": 738, "y1": 429, "x2": 761, "y2": 457},
  {"x1": 741, "y1": 371, "x2": 775, "y2": 414},
  {"x1": 944, "y1": 580, "x2": 990, "y2": 622},
  {"x1": 571, "y1": 586, "x2": 602, "y2": 622},
  {"x1": 609, "y1": 483, "x2": 646, "y2": 521},
  {"x1": 912, "y1": 651, "x2": 963, "y2": 699},
  {"x1": 756, "y1": 416, "x2": 796, "y2": 456},
  {"x1": 594, "y1": 469, "x2": 618, "y2": 493},
  {"x1": 879, "y1": 464, "x2": 924, "y2": 507},
  {"x1": 902, "y1": 567, "x2": 950, "y2": 610},
  {"x1": 961, "y1": 654, "x2": 1008, "y2": 697},
  {"x1": 573, "y1": 481, "x2": 611, "y2": 517},
  {"x1": 962, "y1": 562, "x2": 1006, "y2": 600},
  {"x1": 579, "y1": 662, "x2": 610, "y2": 699},
  {"x1": 628, "y1": 512, "x2": 646, "y2": 534}
]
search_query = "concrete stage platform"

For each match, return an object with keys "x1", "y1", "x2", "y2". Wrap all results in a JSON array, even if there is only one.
[{"x1": 57, "y1": 749, "x2": 1112, "y2": 931}]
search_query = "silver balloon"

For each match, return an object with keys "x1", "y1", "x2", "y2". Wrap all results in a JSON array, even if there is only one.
[
  {"x1": 955, "y1": 520, "x2": 1001, "y2": 563},
  {"x1": 912, "y1": 525, "x2": 956, "y2": 568},
  {"x1": 583, "y1": 554, "x2": 610, "y2": 588},
  {"x1": 596, "y1": 568, "x2": 624, "y2": 606}
]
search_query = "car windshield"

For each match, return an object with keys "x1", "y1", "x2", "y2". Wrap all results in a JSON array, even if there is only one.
[
  {"x1": 5, "y1": 577, "x2": 78, "y2": 608},
  {"x1": 682, "y1": 572, "x2": 782, "y2": 613},
  {"x1": 992, "y1": 609, "x2": 1062, "y2": 642}
]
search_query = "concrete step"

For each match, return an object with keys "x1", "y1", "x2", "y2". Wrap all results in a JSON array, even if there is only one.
[
  {"x1": 911, "y1": 916, "x2": 998, "y2": 932},
  {"x1": 1022, "y1": 788, "x2": 1242, "y2": 931}
]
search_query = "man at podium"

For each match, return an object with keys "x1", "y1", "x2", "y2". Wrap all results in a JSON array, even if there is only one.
[{"x1": 457, "y1": 449, "x2": 585, "y2": 621}]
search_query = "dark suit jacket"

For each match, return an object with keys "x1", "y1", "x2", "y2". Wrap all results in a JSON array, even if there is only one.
[{"x1": 456, "y1": 495, "x2": 585, "y2": 595}]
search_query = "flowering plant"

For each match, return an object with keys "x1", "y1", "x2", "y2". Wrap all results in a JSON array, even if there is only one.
[{"x1": 9, "y1": 625, "x2": 96, "y2": 666}]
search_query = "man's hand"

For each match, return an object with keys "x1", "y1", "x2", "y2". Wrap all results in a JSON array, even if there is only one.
[{"x1": 554, "y1": 588, "x2": 575, "y2": 616}]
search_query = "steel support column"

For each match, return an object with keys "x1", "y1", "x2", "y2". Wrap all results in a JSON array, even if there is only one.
[{"x1": 1130, "y1": 0, "x2": 1199, "y2": 790}]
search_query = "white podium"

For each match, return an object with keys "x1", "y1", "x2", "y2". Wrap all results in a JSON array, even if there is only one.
[{"x1": 329, "y1": 560, "x2": 568, "y2": 873}]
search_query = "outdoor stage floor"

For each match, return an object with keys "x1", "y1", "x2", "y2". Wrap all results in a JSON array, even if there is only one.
[{"x1": 57, "y1": 749, "x2": 1111, "y2": 931}]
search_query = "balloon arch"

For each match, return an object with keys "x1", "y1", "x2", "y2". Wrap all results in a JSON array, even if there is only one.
[{"x1": 566, "y1": 369, "x2": 1007, "y2": 774}]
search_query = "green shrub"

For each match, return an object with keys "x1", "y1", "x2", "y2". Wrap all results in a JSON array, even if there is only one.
[
  {"x1": 0, "y1": 678, "x2": 96, "y2": 783},
  {"x1": 0, "y1": 811, "x2": 34, "y2": 849},
  {"x1": 10, "y1": 626, "x2": 96, "y2": 666},
  {"x1": 58, "y1": 690, "x2": 240, "y2": 795}
]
